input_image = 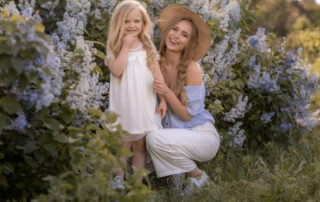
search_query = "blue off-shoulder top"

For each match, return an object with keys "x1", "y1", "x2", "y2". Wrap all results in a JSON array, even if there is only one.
[{"x1": 162, "y1": 84, "x2": 215, "y2": 129}]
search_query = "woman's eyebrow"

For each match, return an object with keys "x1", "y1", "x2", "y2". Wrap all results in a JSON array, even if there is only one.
[{"x1": 181, "y1": 30, "x2": 190, "y2": 37}]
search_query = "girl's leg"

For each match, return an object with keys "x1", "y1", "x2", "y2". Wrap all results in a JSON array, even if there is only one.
[
  {"x1": 117, "y1": 140, "x2": 132, "y2": 181},
  {"x1": 131, "y1": 136, "x2": 146, "y2": 183}
]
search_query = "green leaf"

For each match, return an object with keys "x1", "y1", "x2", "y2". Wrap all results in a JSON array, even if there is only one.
[
  {"x1": 44, "y1": 143, "x2": 58, "y2": 158},
  {"x1": 0, "y1": 95, "x2": 22, "y2": 114},
  {"x1": 7, "y1": 68, "x2": 17, "y2": 84},
  {"x1": 61, "y1": 108, "x2": 74, "y2": 124},
  {"x1": 93, "y1": 66, "x2": 103, "y2": 77},
  {"x1": 105, "y1": 111, "x2": 118, "y2": 123},
  {"x1": 34, "y1": 151, "x2": 46, "y2": 164},
  {"x1": 54, "y1": 134, "x2": 77, "y2": 144},
  {"x1": 95, "y1": 50, "x2": 107, "y2": 60},
  {"x1": 0, "y1": 73, "x2": 10, "y2": 87},
  {"x1": 0, "y1": 175, "x2": 8, "y2": 187},
  {"x1": 44, "y1": 118, "x2": 63, "y2": 131},
  {"x1": 11, "y1": 58, "x2": 29, "y2": 75},
  {"x1": 24, "y1": 141, "x2": 37, "y2": 154},
  {"x1": 19, "y1": 73, "x2": 29, "y2": 89},
  {"x1": 118, "y1": 147, "x2": 132, "y2": 157},
  {"x1": 0, "y1": 113, "x2": 10, "y2": 133},
  {"x1": 0, "y1": 56, "x2": 11, "y2": 70},
  {"x1": 3, "y1": 162, "x2": 14, "y2": 174},
  {"x1": 91, "y1": 40, "x2": 106, "y2": 48},
  {"x1": 86, "y1": 123, "x2": 100, "y2": 131}
]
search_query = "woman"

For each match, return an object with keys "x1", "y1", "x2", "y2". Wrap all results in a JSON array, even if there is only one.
[{"x1": 146, "y1": 5, "x2": 220, "y2": 195}]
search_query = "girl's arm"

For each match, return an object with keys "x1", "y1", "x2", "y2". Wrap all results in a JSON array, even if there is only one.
[
  {"x1": 153, "y1": 61, "x2": 202, "y2": 121},
  {"x1": 107, "y1": 34, "x2": 136, "y2": 77}
]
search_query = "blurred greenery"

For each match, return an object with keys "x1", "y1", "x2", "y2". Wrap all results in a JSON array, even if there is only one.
[{"x1": 250, "y1": 0, "x2": 320, "y2": 109}]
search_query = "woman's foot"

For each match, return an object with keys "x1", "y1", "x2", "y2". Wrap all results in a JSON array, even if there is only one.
[
  {"x1": 167, "y1": 173, "x2": 186, "y2": 190},
  {"x1": 181, "y1": 171, "x2": 209, "y2": 196}
]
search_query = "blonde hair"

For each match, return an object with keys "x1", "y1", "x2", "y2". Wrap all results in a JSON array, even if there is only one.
[
  {"x1": 107, "y1": 0, "x2": 157, "y2": 75},
  {"x1": 159, "y1": 18, "x2": 198, "y2": 105}
]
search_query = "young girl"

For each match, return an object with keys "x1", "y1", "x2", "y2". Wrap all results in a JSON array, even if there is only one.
[{"x1": 106, "y1": 0, "x2": 166, "y2": 186}]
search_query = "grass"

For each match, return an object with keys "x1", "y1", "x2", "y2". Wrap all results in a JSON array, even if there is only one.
[{"x1": 148, "y1": 127, "x2": 320, "y2": 202}]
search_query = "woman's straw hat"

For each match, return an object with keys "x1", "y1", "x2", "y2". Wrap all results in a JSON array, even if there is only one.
[{"x1": 158, "y1": 4, "x2": 211, "y2": 60}]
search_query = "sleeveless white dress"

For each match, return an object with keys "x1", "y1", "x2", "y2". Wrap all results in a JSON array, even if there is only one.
[{"x1": 107, "y1": 43, "x2": 162, "y2": 141}]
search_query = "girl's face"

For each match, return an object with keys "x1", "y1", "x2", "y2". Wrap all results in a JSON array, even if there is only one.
[
  {"x1": 124, "y1": 8, "x2": 143, "y2": 37},
  {"x1": 165, "y1": 20, "x2": 192, "y2": 52}
]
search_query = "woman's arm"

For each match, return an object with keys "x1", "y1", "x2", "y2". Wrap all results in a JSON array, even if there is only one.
[
  {"x1": 153, "y1": 61, "x2": 202, "y2": 121},
  {"x1": 154, "y1": 61, "x2": 167, "y2": 119}
]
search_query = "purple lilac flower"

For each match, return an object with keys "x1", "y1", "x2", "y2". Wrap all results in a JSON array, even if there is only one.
[
  {"x1": 280, "y1": 123, "x2": 292, "y2": 132},
  {"x1": 260, "y1": 112, "x2": 275, "y2": 124}
]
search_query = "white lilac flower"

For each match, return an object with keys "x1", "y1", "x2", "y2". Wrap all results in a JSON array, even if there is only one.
[
  {"x1": 17, "y1": 0, "x2": 35, "y2": 19},
  {"x1": 280, "y1": 37, "x2": 286, "y2": 54},
  {"x1": 247, "y1": 68, "x2": 280, "y2": 94},
  {"x1": 56, "y1": 0, "x2": 91, "y2": 45},
  {"x1": 284, "y1": 51, "x2": 298, "y2": 68},
  {"x1": 5, "y1": 14, "x2": 64, "y2": 111},
  {"x1": 224, "y1": 95, "x2": 249, "y2": 123},
  {"x1": 98, "y1": 0, "x2": 118, "y2": 13},
  {"x1": 41, "y1": 0, "x2": 59, "y2": 18},
  {"x1": 213, "y1": 0, "x2": 241, "y2": 31},
  {"x1": 206, "y1": 29, "x2": 241, "y2": 84},
  {"x1": 57, "y1": 13, "x2": 85, "y2": 45},
  {"x1": 228, "y1": 121, "x2": 246, "y2": 147},
  {"x1": 248, "y1": 27, "x2": 266, "y2": 53},
  {"x1": 93, "y1": 8, "x2": 101, "y2": 19},
  {"x1": 1, "y1": 1, "x2": 20, "y2": 16},
  {"x1": 260, "y1": 112, "x2": 275, "y2": 124},
  {"x1": 7, "y1": 113, "x2": 28, "y2": 131},
  {"x1": 296, "y1": 109, "x2": 320, "y2": 128},
  {"x1": 65, "y1": 36, "x2": 109, "y2": 113}
]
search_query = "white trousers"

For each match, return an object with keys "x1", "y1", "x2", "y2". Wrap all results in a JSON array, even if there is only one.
[{"x1": 146, "y1": 121, "x2": 220, "y2": 178}]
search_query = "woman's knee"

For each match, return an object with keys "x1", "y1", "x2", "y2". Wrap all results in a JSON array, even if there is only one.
[{"x1": 146, "y1": 131, "x2": 162, "y2": 151}]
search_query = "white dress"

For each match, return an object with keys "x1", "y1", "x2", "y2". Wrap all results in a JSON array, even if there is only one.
[{"x1": 107, "y1": 43, "x2": 162, "y2": 141}]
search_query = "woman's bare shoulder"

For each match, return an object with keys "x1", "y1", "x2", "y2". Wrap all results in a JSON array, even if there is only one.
[{"x1": 186, "y1": 61, "x2": 202, "y2": 86}]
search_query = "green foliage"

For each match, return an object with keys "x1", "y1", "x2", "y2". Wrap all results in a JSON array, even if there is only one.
[
  {"x1": 0, "y1": 12, "x2": 151, "y2": 201},
  {"x1": 34, "y1": 110, "x2": 152, "y2": 202},
  {"x1": 0, "y1": 13, "x2": 68, "y2": 199},
  {"x1": 287, "y1": 16, "x2": 320, "y2": 63}
]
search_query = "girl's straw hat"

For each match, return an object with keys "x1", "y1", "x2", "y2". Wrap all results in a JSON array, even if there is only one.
[{"x1": 158, "y1": 4, "x2": 211, "y2": 60}]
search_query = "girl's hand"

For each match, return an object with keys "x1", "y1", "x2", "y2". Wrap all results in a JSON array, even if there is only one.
[
  {"x1": 156, "y1": 99, "x2": 167, "y2": 119},
  {"x1": 153, "y1": 76, "x2": 170, "y2": 96},
  {"x1": 123, "y1": 34, "x2": 136, "y2": 49}
]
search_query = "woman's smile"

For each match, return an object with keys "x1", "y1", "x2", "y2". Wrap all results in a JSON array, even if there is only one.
[{"x1": 165, "y1": 20, "x2": 192, "y2": 51}]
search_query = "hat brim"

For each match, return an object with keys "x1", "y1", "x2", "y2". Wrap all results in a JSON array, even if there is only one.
[{"x1": 158, "y1": 5, "x2": 211, "y2": 60}]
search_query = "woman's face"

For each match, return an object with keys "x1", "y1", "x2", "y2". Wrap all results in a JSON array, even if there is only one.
[{"x1": 165, "y1": 20, "x2": 193, "y2": 52}]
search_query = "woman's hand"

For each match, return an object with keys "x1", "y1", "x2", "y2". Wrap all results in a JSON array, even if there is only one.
[
  {"x1": 156, "y1": 98, "x2": 167, "y2": 119},
  {"x1": 153, "y1": 76, "x2": 170, "y2": 96}
]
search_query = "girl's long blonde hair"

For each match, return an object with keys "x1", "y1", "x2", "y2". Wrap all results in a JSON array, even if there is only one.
[
  {"x1": 107, "y1": 0, "x2": 157, "y2": 74},
  {"x1": 159, "y1": 18, "x2": 198, "y2": 105}
]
